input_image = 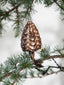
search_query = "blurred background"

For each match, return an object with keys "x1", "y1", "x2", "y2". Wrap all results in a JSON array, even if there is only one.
[{"x1": 0, "y1": 2, "x2": 64, "y2": 85}]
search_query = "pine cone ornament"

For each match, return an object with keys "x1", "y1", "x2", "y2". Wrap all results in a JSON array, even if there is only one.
[
  {"x1": 21, "y1": 21, "x2": 42, "y2": 67},
  {"x1": 21, "y1": 21, "x2": 41, "y2": 53}
]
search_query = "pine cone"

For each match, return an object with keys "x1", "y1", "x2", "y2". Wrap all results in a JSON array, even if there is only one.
[{"x1": 21, "y1": 21, "x2": 41, "y2": 52}]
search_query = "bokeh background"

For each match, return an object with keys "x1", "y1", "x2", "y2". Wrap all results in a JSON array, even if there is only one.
[{"x1": 0, "y1": 3, "x2": 64, "y2": 85}]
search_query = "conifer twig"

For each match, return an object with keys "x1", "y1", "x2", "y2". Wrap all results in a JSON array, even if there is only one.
[
  {"x1": 53, "y1": 0, "x2": 64, "y2": 11},
  {"x1": 24, "y1": 0, "x2": 34, "y2": 17},
  {"x1": 43, "y1": 55, "x2": 63, "y2": 61},
  {"x1": 0, "y1": 54, "x2": 64, "y2": 81},
  {"x1": 0, "y1": 3, "x2": 20, "y2": 21},
  {"x1": 19, "y1": 70, "x2": 60, "y2": 79},
  {"x1": 16, "y1": 7, "x2": 20, "y2": 36},
  {"x1": 52, "y1": 58, "x2": 60, "y2": 67}
]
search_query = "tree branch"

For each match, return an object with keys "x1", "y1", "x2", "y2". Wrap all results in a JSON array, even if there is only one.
[
  {"x1": 0, "y1": 68, "x2": 23, "y2": 81},
  {"x1": 0, "y1": 4, "x2": 20, "y2": 21},
  {"x1": 43, "y1": 55, "x2": 63, "y2": 61},
  {"x1": 53, "y1": 0, "x2": 64, "y2": 11},
  {"x1": 24, "y1": 70, "x2": 60, "y2": 78},
  {"x1": 0, "y1": 54, "x2": 64, "y2": 81},
  {"x1": 15, "y1": 7, "x2": 20, "y2": 36},
  {"x1": 24, "y1": 0, "x2": 34, "y2": 17},
  {"x1": 0, "y1": 4, "x2": 20, "y2": 17}
]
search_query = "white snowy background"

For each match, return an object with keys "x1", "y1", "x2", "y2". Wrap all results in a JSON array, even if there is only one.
[{"x1": 0, "y1": 3, "x2": 64, "y2": 85}]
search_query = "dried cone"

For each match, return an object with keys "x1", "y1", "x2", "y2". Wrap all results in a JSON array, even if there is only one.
[{"x1": 21, "y1": 21, "x2": 41, "y2": 61}]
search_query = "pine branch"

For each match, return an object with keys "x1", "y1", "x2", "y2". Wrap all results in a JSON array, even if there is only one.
[
  {"x1": 0, "y1": 54, "x2": 64, "y2": 81},
  {"x1": 26, "y1": 71, "x2": 60, "y2": 79},
  {"x1": 0, "y1": 4, "x2": 20, "y2": 16},
  {"x1": 0, "y1": 66, "x2": 61, "y2": 82},
  {"x1": 0, "y1": 0, "x2": 34, "y2": 21},
  {"x1": 52, "y1": 58, "x2": 60, "y2": 67},
  {"x1": 0, "y1": 48, "x2": 64, "y2": 84},
  {"x1": 1, "y1": 67, "x2": 61, "y2": 80},
  {"x1": 24, "y1": 0, "x2": 34, "y2": 18},
  {"x1": 0, "y1": 68, "x2": 23, "y2": 81},
  {"x1": 15, "y1": 70, "x2": 60, "y2": 79},
  {"x1": 43, "y1": 55, "x2": 63, "y2": 61},
  {"x1": 0, "y1": 3, "x2": 20, "y2": 21},
  {"x1": 15, "y1": 7, "x2": 20, "y2": 37},
  {"x1": 53, "y1": 0, "x2": 64, "y2": 11}
]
